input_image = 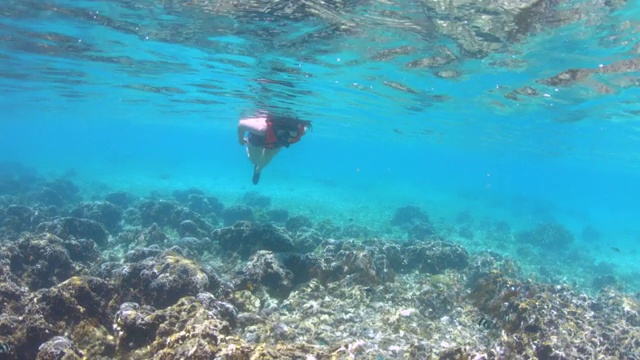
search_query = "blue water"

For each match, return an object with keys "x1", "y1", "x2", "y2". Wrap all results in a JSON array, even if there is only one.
[{"x1": 2, "y1": 0, "x2": 640, "y2": 291}]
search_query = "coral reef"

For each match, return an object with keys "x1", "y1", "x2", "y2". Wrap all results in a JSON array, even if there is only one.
[
  {"x1": 6, "y1": 232, "x2": 99, "y2": 290},
  {"x1": 35, "y1": 217, "x2": 109, "y2": 247},
  {"x1": 390, "y1": 205, "x2": 429, "y2": 226},
  {"x1": 241, "y1": 191, "x2": 271, "y2": 208},
  {"x1": 404, "y1": 240, "x2": 469, "y2": 274},
  {"x1": 517, "y1": 222, "x2": 574, "y2": 249},
  {"x1": 173, "y1": 188, "x2": 224, "y2": 216},
  {"x1": 36, "y1": 336, "x2": 84, "y2": 360},
  {"x1": 221, "y1": 205, "x2": 254, "y2": 226},
  {"x1": 339, "y1": 223, "x2": 372, "y2": 239},
  {"x1": 104, "y1": 191, "x2": 138, "y2": 208},
  {"x1": 108, "y1": 251, "x2": 216, "y2": 308},
  {"x1": 113, "y1": 294, "x2": 240, "y2": 359},
  {"x1": 0, "y1": 162, "x2": 40, "y2": 196},
  {"x1": 70, "y1": 201, "x2": 122, "y2": 233},
  {"x1": 266, "y1": 209, "x2": 289, "y2": 223},
  {"x1": 1, "y1": 205, "x2": 37, "y2": 238},
  {"x1": 137, "y1": 199, "x2": 216, "y2": 234},
  {"x1": 0, "y1": 177, "x2": 638, "y2": 360},
  {"x1": 34, "y1": 178, "x2": 80, "y2": 207},
  {"x1": 211, "y1": 221, "x2": 297, "y2": 257},
  {"x1": 236, "y1": 250, "x2": 293, "y2": 297},
  {"x1": 390, "y1": 205, "x2": 438, "y2": 241},
  {"x1": 284, "y1": 215, "x2": 313, "y2": 233}
]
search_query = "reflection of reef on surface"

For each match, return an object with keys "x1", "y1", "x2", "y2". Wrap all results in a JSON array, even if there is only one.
[
  {"x1": 184, "y1": 0, "x2": 623, "y2": 59},
  {"x1": 0, "y1": 168, "x2": 638, "y2": 359}
]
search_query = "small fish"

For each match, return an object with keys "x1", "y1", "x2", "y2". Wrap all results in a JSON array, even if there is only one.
[
  {"x1": 524, "y1": 324, "x2": 542, "y2": 333},
  {"x1": 478, "y1": 317, "x2": 498, "y2": 330},
  {"x1": 611, "y1": 247, "x2": 621, "y2": 253},
  {"x1": 383, "y1": 81, "x2": 418, "y2": 94},
  {"x1": 0, "y1": 342, "x2": 10, "y2": 354}
]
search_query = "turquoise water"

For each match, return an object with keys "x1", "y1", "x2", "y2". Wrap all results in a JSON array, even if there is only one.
[{"x1": 2, "y1": 0, "x2": 640, "y2": 291}]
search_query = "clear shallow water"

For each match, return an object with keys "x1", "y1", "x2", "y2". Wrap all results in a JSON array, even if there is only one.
[{"x1": 1, "y1": 0, "x2": 640, "y2": 291}]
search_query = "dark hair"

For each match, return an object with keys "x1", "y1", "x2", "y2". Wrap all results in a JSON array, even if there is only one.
[{"x1": 268, "y1": 115, "x2": 312, "y2": 131}]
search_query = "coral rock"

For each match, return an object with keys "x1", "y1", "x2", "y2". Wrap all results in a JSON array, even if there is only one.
[
  {"x1": 221, "y1": 205, "x2": 254, "y2": 226},
  {"x1": 403, "y1": 241, "x2": 469, "y2": 274},
  {"x1": 238, "y1": 251, "x2": 293, "y2": 298},
  {"x1": 111, "y1": 252, "x2": 214, "y2": 308},
  {"x1": 35, "y1": 336, "x2": 84, "y2": 360},
  {"x1": 7, "y1": 233, "x2": 99, "y2": 290},
  {"x1": 71, "y1": 201, "x2": 122, "y2": 233},
  {"x1": 211, "y1": 221, "x2": 295, "y2": 257},
  {"x1": 36, "y1": 217, "x2": 109, "y2": 246},
  {"x1": 390, "y1": 205, "x2": 429, "y2": 226}
]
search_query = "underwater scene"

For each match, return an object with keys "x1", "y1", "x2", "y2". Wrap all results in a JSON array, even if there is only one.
[{"x1": 1, "y1": 0, "x2": 640, "y2": 358}]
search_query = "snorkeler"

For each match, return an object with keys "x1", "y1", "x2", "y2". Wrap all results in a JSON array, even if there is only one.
[{"x1": 237, "y1": 114, "x2": 311, "y2": 184}]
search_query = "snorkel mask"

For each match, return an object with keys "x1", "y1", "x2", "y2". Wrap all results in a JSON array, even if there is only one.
[{"x1": 275, "y1": 128, "x2": 296, "y2": 147}]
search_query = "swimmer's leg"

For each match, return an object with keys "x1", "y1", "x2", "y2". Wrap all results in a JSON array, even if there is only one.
[{"x1": 246, "y1": 145, "x2": 281, "y2": 184}]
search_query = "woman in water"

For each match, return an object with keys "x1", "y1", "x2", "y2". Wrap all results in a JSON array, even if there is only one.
[{"x1": 237, "y1": 114, "x2": 311, "y2": 184}]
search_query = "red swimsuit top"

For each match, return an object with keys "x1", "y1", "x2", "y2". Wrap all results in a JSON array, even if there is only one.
[{"x1": 263, "y1": 120, "x2": 306, "y2": 149}]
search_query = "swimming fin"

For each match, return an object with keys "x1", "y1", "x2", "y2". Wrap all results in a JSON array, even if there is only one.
[{"x1": 252, "y1": 165, "x2": 261, "y2": 185}]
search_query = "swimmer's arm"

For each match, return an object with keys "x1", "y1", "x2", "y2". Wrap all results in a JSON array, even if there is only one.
[
  {"x1": 237, "y1": 124, "x2": 247, "y2": 145},
  {"x1": 237, "y1": 117, "x2": 267, "y2": 145}
]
